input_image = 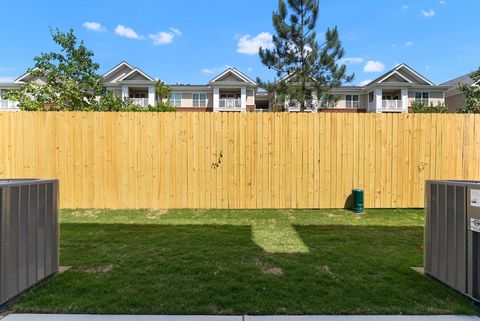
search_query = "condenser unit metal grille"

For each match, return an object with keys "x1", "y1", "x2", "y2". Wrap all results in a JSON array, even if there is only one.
[
  {"x1": 0, "y1": 179, "x2": 59, "y2": 307},
  {"x1": 425, "y1": 180, "x2": 480, "y2": 302}
]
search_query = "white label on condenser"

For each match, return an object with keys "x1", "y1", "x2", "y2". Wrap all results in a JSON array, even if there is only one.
[
  {"x1": 471, "y1": 219, "x2": 480, "y2": 233},
  {"x1": 471, "y1": 189, "x2": 480, "y2": 207}
]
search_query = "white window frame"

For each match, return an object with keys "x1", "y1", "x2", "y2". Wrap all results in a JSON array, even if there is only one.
[
  {"x1": 345, "y1": 94, "x2": 360, "y2": 108},
  {"x1": 170, "y1": 92, "x2": 182, "y2": 107},
  {"x1": 193, "y1": 93, "x2": 208, "y2": 108},
  {"x1": 414, "y1": 91, "x2": 429, "y2": 105}
]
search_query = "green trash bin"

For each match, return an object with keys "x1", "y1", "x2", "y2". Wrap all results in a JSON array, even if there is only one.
[{"x1": 352, "y1": 189, "x2": 364, "y2": 214}]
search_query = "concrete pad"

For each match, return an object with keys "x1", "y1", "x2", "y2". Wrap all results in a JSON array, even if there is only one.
[
  {"x1": 410, "y1": 267, "x2": 425, "y2": 275},
  {"x1": 59, "y1": 266, "x2": 72, "y2": 274},
  {"x1": 3, "y1": 316, "x2": 480, "y2": 321},
  {"x1": 2, "y1": 315, "x2": 243, "y2": 321},
  {"x1": 247, "y1": 317, "x2": 480, "y2": 321}
]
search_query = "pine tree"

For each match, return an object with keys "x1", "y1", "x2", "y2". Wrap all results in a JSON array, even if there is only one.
[{"x1": 259, "y1": 0, "x2": 353, "y2": 111}]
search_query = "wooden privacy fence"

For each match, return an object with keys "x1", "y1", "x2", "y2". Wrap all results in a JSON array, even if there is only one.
[{"x1": 0, "y1": 112, "x2": 479, "y2": 209}]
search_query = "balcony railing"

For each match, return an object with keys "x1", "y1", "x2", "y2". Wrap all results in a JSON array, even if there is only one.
[
  {"x1": 131, "y1": 98, "x2": 149, "y2": 107},
  {"x1": 381, "y1": 100, "x2": 403, "y2": 112},
  {"x1": 287, "y1": 101, "x2": 317, "y2": 112},
  {"x1": 218, "y1": 98, "x2": 242, "y2": 109},
  {"x1": 0, "y1": 100, "x2": 20, "y2": 111}
]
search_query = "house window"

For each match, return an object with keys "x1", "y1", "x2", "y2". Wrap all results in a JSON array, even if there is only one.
[
  {"x1": 414, "y1": 92, "x2": 429, "y2": 105},
  {"x1": 193, "y1": 93, "x2": 207, "y2": 107},
  {"x1": 170, "y1": 93, "x2": 182, "y2": 107},
  {"x1": 345, "y1": 94, "x2": 359, "y2": 108}
]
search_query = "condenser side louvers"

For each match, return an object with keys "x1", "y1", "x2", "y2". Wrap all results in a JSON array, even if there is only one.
[
  {"x1": 0, "y1": 179, "x2": 59, "y2": 308},
  {"x1": 425, "y1": 180, "x2": 480, "y2": 302}
]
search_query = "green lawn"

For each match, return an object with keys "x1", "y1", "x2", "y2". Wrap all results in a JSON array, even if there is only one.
[{"x1": 11, "y1": 208, "x2": 478, "y2": 315}]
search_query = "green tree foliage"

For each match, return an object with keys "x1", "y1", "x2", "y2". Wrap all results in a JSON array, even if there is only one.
[
  {"x1": 6, "y1": 28, "x2": 105, "y2": 111},
  {"x1": 155, "y1": 80, "x2": 172, "y2": 102},
  {"x1": 457, "y1": 68, "x2": 480, "y2": 113},
  {"x1": 258, "y1": 0, "x2": 353, "y2": 111}
]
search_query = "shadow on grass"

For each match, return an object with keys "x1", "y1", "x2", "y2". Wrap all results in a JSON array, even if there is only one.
[{"x1": 12, "y1": 223, "x2": 477, "y2": 315}]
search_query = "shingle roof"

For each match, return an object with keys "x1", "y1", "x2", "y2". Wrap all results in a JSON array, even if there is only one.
[{"x1": 441, "y1": 73, "x2": 475, "y2": 88}]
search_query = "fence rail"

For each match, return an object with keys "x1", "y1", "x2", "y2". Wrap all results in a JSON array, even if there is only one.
[{"x1": 0, "y1": 112, "x2": 478, "y2": 209}]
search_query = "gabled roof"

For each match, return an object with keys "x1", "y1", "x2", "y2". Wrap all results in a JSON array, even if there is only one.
[
  {"x1": 377, "y1": 70, "x2": 414, "y2": 84},
  {"x1": 102, "y1": 61, "x2": 135, "y2": 79},
  {"x1": 116, "y1": 68, "x2": 155, "y2": 82},
  {"x1": 366, "y1": 63, "x2": 436, "y2": 87},
  {"x1": 14, "y1": 71, "x2": 31, "y2": 83},
  {"x1": 209, "y1": 68, "x2": 257, "y2": 85},
  {"x1": 14, "y1": 67, "x2": 42, "y2": 83}
]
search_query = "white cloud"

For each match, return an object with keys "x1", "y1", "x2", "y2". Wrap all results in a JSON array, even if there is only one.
[
  {"x1": 201, "y1": 68, "x2": 215, "y2": 75},
  {"x1": 359, "y1": 80, "x2": 372, "y2": 86},
  {"x1": 247, "y1": 67, "x2": 253, "y2": 72},
  {"x1": 237, "y1": 32, "x2": 274, "y2": 55},
  {"x1": 149, "y1": 32, "x2": 174, "y2": 45},
  {"x1": 439, "y1": 0, "x2": 446, "y2": 4},
  {"x1": 0, "y1": 76, "x2": 16, "y2": 82},
  {"x1": 420, "y1": 10, "x2": 436, "y2": 17},
  {"x1": 405, "y1": 41, "x2": 414, "y2": 47},
  {"x1": 363, "y1": 60, "x2": 385, "y2": 73},
  {"x1": 338, "y1": 57, "x2": 364, "y2": 65},
  {"x1": 170, "y1": 28, "x2": 182, "y2": 36},
  {"x1": 148, "y1": 28, "x2": 182, "y2": 46},
  {"x1": 402, "y1": 5, "x2": 409, "y2": 11},
  {"x1": 201, "y1": 65, "x2": 233, "y2": 75},
  {"x1": 83, "y1": 22, "x2": 105, "y2": 32},
  {"x1": 425, "y1": 65, "x2": 431, "y2": 72},
  {"x1": 115, "y1": 25, "x2": 143, "y2": 39}
]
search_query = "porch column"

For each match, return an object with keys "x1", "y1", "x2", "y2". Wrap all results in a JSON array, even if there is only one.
[
  {"x1": 121, "y1": 86, "x2": 129, "y2": 100},
  {"x1": 241, "y1": 86, "x2": 247, "y2": 112},
  {"x1": 148, "y1": 86, "x2": 155, "y2": 106},
  {"x1": 213, "y1": 86, "x2": 220, "y2": 112},
  {"x1": 375, "y1": 87, "x2": 383, "y2": 113},
  {"x1": 401, "y1": 88, "x2": 409, "y2": 113},
  {"x1": 312, "y1": 93, "x2": 318, "y2": 113}
]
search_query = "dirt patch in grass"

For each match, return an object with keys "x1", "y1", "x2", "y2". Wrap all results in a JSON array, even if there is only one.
[
  {"x1": 316, "y1": 265, "x2": 337, "y2": 279},
  {"x1": 83, "y1": 265, "x2": 113, "y2": 274},
  {"x1": 146, "y1": 209, "x2": 168, "y2": 219},
  {"x1": 263, "y1": 267, "x2": 283, "y2": 276},
  {"x1": 255, "y1": 258, "x2": 284, "y2": 276},
  {"x1": 70, "y1": 209, "x2": 102, "y2": 218}
]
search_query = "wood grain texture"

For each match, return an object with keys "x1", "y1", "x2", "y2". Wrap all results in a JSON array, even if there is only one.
[{"x1": 0, "y1": 112, "x2": 477, "y2": 209}]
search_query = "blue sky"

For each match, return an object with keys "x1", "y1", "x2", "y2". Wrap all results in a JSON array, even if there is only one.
[{"x1": 0, "y1": 0, "x2": 478, "y2": 86}]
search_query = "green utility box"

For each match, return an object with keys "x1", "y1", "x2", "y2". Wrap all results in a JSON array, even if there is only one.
[{"x1": 352, "y1": 189, "x2": 364, "y2": 214}]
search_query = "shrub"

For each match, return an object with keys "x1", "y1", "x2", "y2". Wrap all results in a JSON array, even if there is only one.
[{"x1": 411, "y1": 101, "x2": 448, "y2": 113}]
